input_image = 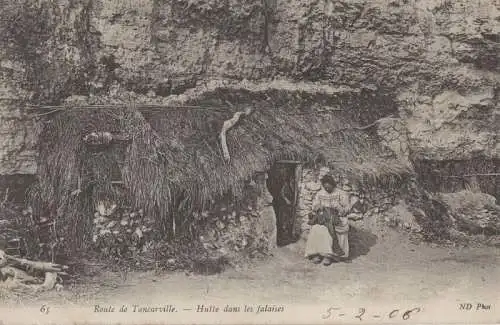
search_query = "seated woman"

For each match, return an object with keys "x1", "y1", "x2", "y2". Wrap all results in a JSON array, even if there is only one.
[
  {"x1": 304, "y1": 206, "x2": 340, "y2": 266},
  {"x1": 305, "y1": 174, "x2": 358, "y2": 265}
]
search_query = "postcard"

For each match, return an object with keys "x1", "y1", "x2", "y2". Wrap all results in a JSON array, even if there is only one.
[{"x1": 0, "y1": 0, "x2": 498, "y2": 324}]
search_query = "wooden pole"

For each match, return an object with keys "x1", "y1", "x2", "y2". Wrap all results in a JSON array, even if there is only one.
[
  {"x1": 220, "y1": 108, "x2": 253, "y2": 162},
  {"x1": 1, "y1": 251, "x2": 68, "y2": 273}
]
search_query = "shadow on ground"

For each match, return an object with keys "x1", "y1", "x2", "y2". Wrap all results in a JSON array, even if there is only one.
[{"x1": 349, "y1": 226, "x2": 378, "y2": 260}]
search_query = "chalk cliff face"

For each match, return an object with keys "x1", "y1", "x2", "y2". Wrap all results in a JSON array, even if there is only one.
[{"x1": 0, "y1": 0, "x2": 499, "y2": 175}]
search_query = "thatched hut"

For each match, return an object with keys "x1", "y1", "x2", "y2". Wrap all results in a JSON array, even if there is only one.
[{"x1": 29, "y1": 83, "x2": 412, "y2": 266}]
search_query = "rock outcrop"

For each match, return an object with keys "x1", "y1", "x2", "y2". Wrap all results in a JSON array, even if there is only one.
[{"x1": 0, "y1": 0, "x2": 498, "y2": 180}]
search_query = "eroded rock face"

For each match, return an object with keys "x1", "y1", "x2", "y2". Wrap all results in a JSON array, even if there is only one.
[
  {"x1": 98, "y1": 0, "x2": 500, "y2": 164},
  {"x1": 401, "y1": 88, "x2": 499, "y2": 161},
  {"x1": 438, "y1": 191, "x2": 500, "y2": 236},
  {"x1": 152, "y1": 0, "x2": 499, "y2": 85},
  {"x1": 0, "y1": 0, "x2": 499, "y2": 174},
  {"x1": 0, "y1": 0, "x2": 99, "y2": 175}
]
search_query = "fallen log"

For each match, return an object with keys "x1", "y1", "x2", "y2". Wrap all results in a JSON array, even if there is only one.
[
  {"x1": 0, "y1": 250, "x2": 67, "y2": 292},
  {"x1": 220, "y1": 107, "x2": 253, "y2": 162},
  {"x1": 0, "y1": 268, "x2": 60, "y2": 292},
  {"x1": 0, "y1": 250, "x2": 68, "y2": 273},
  {"x1": 7, "y1": 256, "x2": 67, "y2": 273},
  {"x1": 0, "y1": 266, "x2": 41, "y2": 284}
]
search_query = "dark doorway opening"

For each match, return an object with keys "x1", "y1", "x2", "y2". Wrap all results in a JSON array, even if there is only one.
[{"x1": 267, "y1": 161, "x2": 301, "y2": 247}]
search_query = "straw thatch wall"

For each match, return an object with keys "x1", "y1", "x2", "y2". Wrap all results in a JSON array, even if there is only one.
[{"x1": 30, "y1": 86, "x2": 411, "y2": 258}]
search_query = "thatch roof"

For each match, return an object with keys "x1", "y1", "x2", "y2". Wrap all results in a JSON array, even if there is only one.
[{"x1": 32, "y1": 84, "x2": 412, "y2": 247}]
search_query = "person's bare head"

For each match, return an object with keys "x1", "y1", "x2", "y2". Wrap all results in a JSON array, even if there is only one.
[{"x1": 320, "y1": 175, "x2": 336, "y2": 193}]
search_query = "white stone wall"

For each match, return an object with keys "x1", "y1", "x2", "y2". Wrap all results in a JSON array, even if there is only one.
[
  {"x1": 90, "y1": 172, "x2": 278, "y2": 262},
  {"x1": 296, "y1": 167, "x2": 363, "y2": 239},
  {"x1": 199, "y1": 172, "x2": 277, "y2": 259},
  {"x1": 297, "y1": 168, "x2": 323, "y2": 237}
]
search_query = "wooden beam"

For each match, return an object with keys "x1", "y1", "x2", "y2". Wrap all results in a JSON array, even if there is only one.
[
  {"x1": 25, "y1": 104, "x2": 230, "y2": 116},
  {"x1": 276, "y1": 160, "x2": 302, "y2": 164},
  {"x1": 439, "y1": 173, "x2": 500, "y2": 178},
  {"x1": 220, "y1": 108, "x2": 253, "y2": 162},
  {"x1": 3, "y1": 251, "x2": 68, "y2": 273},
  {"x1": 26, "y1": 104, "x2": 229, "y2": 110}
]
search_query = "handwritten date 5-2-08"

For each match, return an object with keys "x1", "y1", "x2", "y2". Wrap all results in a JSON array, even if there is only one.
[{"x1": 321, "y1": 306, "x2": 422, "y2": 321}]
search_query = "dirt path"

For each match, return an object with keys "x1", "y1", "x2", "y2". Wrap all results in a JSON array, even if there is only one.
[
  {"x1": 91, "y1": 231, "x2": 499, "y2": 306},
  {"x1": 2, "y1": 226, "x2": 499, "y2": 323},
  {"x1": 14, "y1": 227, "x2": 500, "y2": 305}
]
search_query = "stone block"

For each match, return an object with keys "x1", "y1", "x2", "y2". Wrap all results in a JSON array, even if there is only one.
[{"x1": 305, "y1": 182, "x2": 321, "y2": 191}]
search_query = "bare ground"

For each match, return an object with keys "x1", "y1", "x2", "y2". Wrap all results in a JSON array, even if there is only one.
[{"x1": 2, "y1": 220, "x2": 499, "y2": 312}]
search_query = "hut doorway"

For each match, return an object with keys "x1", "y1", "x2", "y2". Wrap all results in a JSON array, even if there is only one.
[{"x1": 267, "y1": 161, "x2": 301, "y2": 247}]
